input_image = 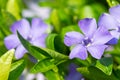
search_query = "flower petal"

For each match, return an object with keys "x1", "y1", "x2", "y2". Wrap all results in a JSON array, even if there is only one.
[
  {"x1": 110, "y1": 30, "x2": 120, "y2": 39},
  {"x1": 92, "y1": 26, "x2": 113, "y2": 45},
  {"x1": 109, "y1": 5, "x2": 120, "y2": 22},
  {"x1": 31, "y1": 18, "x2": 48, "y2": 30},
  {"x1": 106, "y1": 38, "x2": 118, "y2": 45},
  {"x1": 31, "y1": 34, "x2": 47, "y2": 48},
  {"x1": 69, "y1": 44, "x2": 88, "y2": 60},
  {"x1": 15, "y1": 45, "x2": 27, "y2": 59},
  {"x1": 10, "y1": 19, "x2": 30, "y2": 38},
  {"x1": 106, "y1": 30, "x2": 120, "y2": 44},
  {"x1": 98, "y1": 13, "x2": 118, "y2": 29},
  {"x1": 4, "y1": 34, "x2": 20, "y2": 49},
  {"x1": 64, "y1": 31, "x2": 84, "y2": 46},
  {"x1": 36, "y1": 73, "x2": 45, "y2": 80},
  {"x1": 65, "y1": 64, "x2": 82, "y2": 80},
  {"x1": 78, "y1": 18, "x2": 97, "y2": 38},
  {"x1": 31, "y1": 18, "x2": 48, "y2": 38},
  {"x1": 87, "y1": 45, "x2": 107, "y2": 59}
]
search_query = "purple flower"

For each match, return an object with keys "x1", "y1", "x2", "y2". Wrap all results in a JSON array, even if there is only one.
[
  {"x1": 64, "y1": 18, "x2": 113, "y2": 60},
  {"x1": 98, "y1": 5, "x2": 120, "y2": 44},
  {"x1": 65, "y1": 63, "x2": 83, "y2": 80},
  {"x1": 4, "y1": 18, "x2": 48, "y2": 59}
]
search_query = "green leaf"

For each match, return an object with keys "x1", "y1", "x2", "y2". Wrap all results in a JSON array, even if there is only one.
[
  {"x1": 79, "y1": 5, "x2": 95, "y2": 19},
  {"x1": 17, "y1": 31, "x2": 47, "y2": 60},
  {"x1": 94, "y1": 57, "x2": 113, "y2": 75},
  {"x1": 6, "y1": 0, "x2": 21, "y2": 19},
  {"x1": 77, "y1": 66, "x2": 118, "y2": 80},
  {"x1": 30, "y1": 58, "x2": 56, "y2": 73},
  {"x1": 46, "y1": 33, "x2": 57, "y2": 50},
  {"x1": 39, "y1": 0, "x2": 57, "y2": 8},
  {"x1": 114, "y1": 65, "x2": 120, "y2": 79},
  {"x1": 57, "y1": 9, "x2": 71, "y2": 25},
  {"x1": 54, "y1": 35, "x2": 67, "y2": 53},
  {"x1": 0, "y1": 10, "x2": 16, "y2": 26},
  {"x1": 0, "y1": 49, "x2": 15, "y2": 80},
  {"x1": 73, "y1": 58, "x2": 90, "y2": 67},
  {"x1": 107, "y1": 0, "x2": 119, "y2": 7},
  {"x1": 0, "y1": 0, "x2": 8, "y2": 9},
  {"x1": 32, "y1": 46, "x2": 69, "y2": 65},
  {"x1": 50, "y1": 9, "x2": 61, "y2": 32},
  {"x1": 0, "y1": 45, "x2": 7, "y2": 56},
  {"x1": 0, "y1": 10, "x2": 16, "y2": 36},
  {"x1": 44, "y1": 70, "x2": 63, "y2": 80},
  {"x1": 114, "y1": 67, "x2": 120, "y2": 79},
  {"x1": 17, "y1": 31, "x2": 68, "y2": 64},
  {"x1": 8, "y1": 59, "x2": 26, "y2": 80},
  {"x1": 67, "y1": 0, "x2": 85, "y2": 7},
  {"x1": 90, "y1": 3, "x2": 106, "y2": 20},
  {"x1": 44, "y1": 48, "x2": 68, "y2": 65}
]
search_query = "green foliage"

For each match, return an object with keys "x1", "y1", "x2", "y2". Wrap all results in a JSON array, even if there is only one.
[
  {"x1": 6, "y1": 0, "x2": 22, "y2": 19},
  {"x1": 41, "y1": 47, "x2": 69, "y2": 65},
  {"x1": 0, "y1": 0, "x2": 120, "y2": 80},
  {"x1": 107, "y1": 0, "x2": 120, "y2": 7},
  {"x1": 46, "y1": 33, "x2": 67, "y2": 55},
  {"x1": 94, "y1": 57, "x2": 113, "y2": 75},
  {"x1": 17, "y1": 31, "x2": 69, "y2": 79},
  {"x1": 0, "y1": 9, "x2": 16, "y2": 57},
  {"x1": 46, "y1": 34, "x2": 57, "y2": 50},
  {"x1": 30, "y1": 58, "x2": 56, "y2": 73},
  {"x1": 44, "y1": 70, "x2": 63, "y2": 80},
  {"x1": 8, "y1": 59, "x2": 26, "y2": 80},
  {"x1": 39, "y1": 0, "x2": 85, "y2": 8},
  {"x1": 17, "y1": 31, "x2": 68, "y2": 61},
  {"x1": 40, "y1": 0, "x2": 107, "y2": 34},
  {"x1": 79, "y1": 3, "x2": 106, "y2": 20},
  {"x1": 77, "y1": 66, "x2": 118, "y2": 80},
  {"x1": 0, "y1": 49, "x2": 14, "y2": 80},
  {"x1": 17, "y1": 31, "x2": 47, "y2": 61},
  {"x1": 114, "y1": 66, "x2": 120, "y2": 79},
  {"x1": 76, "y1": 57, "x2": 114, "y2": 80},
  {"x1": 73, "y1": 58, "x2": 90, "y2": 67},
  {"x1": 0, "y1": 10, "x2": 16, "y2": 36},
  {"x1": 0, "y1": 0, "x2": 8, "y2": 9}
]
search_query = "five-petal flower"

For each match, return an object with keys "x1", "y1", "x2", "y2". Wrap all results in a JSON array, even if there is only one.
[
  {"x1": 64, "y1": 18, "x2": 113, "y2": 60},
  {"x1": 98, "y1": 5, "x2": 120, "y2": 44},
  {"x1": 4, "y1": 18, "x2": 48, "y2": 59}
]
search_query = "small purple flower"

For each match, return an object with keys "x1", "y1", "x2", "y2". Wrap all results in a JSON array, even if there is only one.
[
  {"x1": 64, "y1": 18, "x2": 113, "y2": 60},
  {"x1": 65, "y1": 63, "x2": 83, "y2": 80},
  {"x1": 4, "y1": 18, "x2": 48, "y2": 59},
  {"x1": 98, "y1": 5, "x2": 120, "y2": 44}
]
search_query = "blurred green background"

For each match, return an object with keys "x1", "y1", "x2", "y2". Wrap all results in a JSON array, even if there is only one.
[{"x1": 0, "y1": 0, "x2": 120, "y2": 80}]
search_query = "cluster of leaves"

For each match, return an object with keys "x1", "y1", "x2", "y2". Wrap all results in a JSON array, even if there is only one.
[
  {"x1": 0, "y1": 0, "x2": 120, "y2": 80},
  {"x1": 39, "y1": 0, "x2": 107, "y2": 33},
  {"x1": 0, "y1": 0, "x2": 26, "y2": 80},
  {"x1": 0, "y1": 49, "x2": 25, "y2": 80},
  {"x1": 0, "y1": 0, "x2": 23, "y2": 55}
]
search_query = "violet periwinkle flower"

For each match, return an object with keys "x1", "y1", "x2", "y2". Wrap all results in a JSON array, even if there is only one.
[
  {"x1": 65, "y1": 63, "x2": 83, "y2": 80},
  {"x1": 64, "y1": 18, "x2": 113, "y2": 60},
  {"x1": 98, "y1": 5, "x2": 120, "y2": 44},
  {"x1": 4, "y1": 18, "x2": 48, "y2": 59}
]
